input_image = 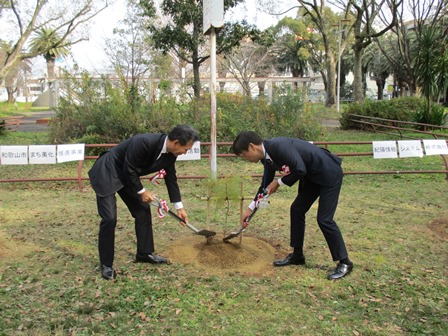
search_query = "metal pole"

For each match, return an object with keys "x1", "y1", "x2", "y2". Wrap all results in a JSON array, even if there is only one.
[
  {"x1": 336, "y1": 21, "x2": 342, "y2": 113},
  {"x1": 210, "y1": 27, "x2": 217, "y2": 179}
]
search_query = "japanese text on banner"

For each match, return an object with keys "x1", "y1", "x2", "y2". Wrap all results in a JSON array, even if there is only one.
[
  {"x1": 0, "y1": 146, "x2": 28, "y2": 165},
  {"x1": 372, "y1": 141, "x2": 398, "y2": 159}
]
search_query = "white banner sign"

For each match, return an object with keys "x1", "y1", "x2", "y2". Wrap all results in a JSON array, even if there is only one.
[
  {"x1": 57, "y1": 144, "x2": 85, "y2": 163},
  {"x1": 29, "y1": 145, "x2": 57, "y2": 164},
  {"x1": 177, "y1": 141, "x2": 201, "y2": 161},
  {"x1": 397, "y1": 140, "x2": 423, "y2": 158},
  {"x1": 0, "y1": 145, "x2": 28, "y2": 165},
  {"x1": 422, "y1": 140, "x2": 448, "y2": 155},
  {"x1": 372, "y1": 141, "x2": 398, "y2": 159}
]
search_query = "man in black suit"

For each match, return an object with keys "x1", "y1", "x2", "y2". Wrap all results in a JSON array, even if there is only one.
[
  {"x1": 232, "y1": 131, "x2": 353, "y2": 280},
  {"x1": 89, "y1": 125, "x2": 200, "y2": 280}
]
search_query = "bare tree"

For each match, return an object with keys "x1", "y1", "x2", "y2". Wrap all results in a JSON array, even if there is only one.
[
  {"x1": 0, "y1": 0, "x2": 108, "y2": 82},
  {"x1": 105, "y1": 0, "x2": 152, "y2": 89},
  {"x1": 376, "y1": 0, "x2": 447, "y2": 97},
  {"x1": 279, "y1": 1, "x2": 352, "y2": 107},
  {"x1": 329, "y1": 0, "x2": 402, "y2": 102},
  {"x1": 220, "y1": 40, "x2": 273, "y2": 97}
]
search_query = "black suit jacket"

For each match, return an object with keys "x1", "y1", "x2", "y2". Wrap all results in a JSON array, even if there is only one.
[
  {"x1": 256, "y1": 137, "x2": 343, "y2": 197},
  {"x1": 88, "y1": 133, "x2": 181, "y2": 202}
]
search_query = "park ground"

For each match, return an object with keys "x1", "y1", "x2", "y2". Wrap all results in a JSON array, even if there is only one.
[{"x1": 0, "y1": 123, "x2": 447, "y2": 335}]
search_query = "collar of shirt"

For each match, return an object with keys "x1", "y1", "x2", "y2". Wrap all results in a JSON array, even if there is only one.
[
  {"x1": 157, "y1": 137, "x2": 168, "y2": 160},
  {"x1": 262, "y1": 143, "x2": 272, "y2": 161}
]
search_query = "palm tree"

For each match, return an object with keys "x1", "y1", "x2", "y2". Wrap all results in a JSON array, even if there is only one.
[
  {"x1": 413, "y1": 27, "x2": 447, "y2": 108},
  {"x1": 30, "y1": 27, "x2": 70, "y2": 80},
  {"x1": 363, "y1": 41, "x2": 391, "y2": 100},
  {"x1": 413, "y1": 26, "x2": 448, "y2": 126},
  {"x1": 274, "y1": 37, "x2": 309, "y2": 90}
]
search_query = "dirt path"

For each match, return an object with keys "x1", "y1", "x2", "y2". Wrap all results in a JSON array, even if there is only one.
[{"x1": 16, "y1": 110, "x2": 55, "y2": 132}]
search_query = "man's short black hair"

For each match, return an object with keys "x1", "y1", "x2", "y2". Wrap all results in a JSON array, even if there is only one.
[
  {"x1": 168, "y1": 125, "x2": 200, "y2": 145},
  {"x1": 232, "y1": 131, "x2": 263, "y2": 155}
]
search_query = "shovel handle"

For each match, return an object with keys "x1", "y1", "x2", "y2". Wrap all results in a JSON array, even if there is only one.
[
  {"x1": 185, "y1": 222, "x2": 199, "y2": 233},
  {"x1": 166, "y1": 209, "x2": 187, "y2": 224},
  {"x1": 150, "y1": 199, "x2": 202, "y2": 233},
  {"x1": 244, "y1": 206, "x2": 258, "y2": 222},
  {"x1": 167, "y1": 210, "x2": 202, "y2": 233}
]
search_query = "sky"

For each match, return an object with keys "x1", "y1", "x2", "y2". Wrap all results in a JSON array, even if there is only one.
[{"x1": 64, "y1": 0, "x2": 289, "y2": 74}]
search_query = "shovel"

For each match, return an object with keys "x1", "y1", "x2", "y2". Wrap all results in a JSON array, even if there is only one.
[
  {"x1": 223, "y1": 206, "x2": 259, "y2": 242},
  {"x1": 150, "y1": 197, "x2": 216, "y2": 238}
]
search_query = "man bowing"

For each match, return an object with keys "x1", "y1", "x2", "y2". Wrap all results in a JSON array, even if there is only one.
[
  {"x1": 232, "y1": 131, "x2": 353, "y2": 280},
  {"x1": 89, "y1": 125, "x2": 200, "y2": 280}
]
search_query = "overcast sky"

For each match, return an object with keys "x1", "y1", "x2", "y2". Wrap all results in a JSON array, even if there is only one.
[{"x1": 64, "y1": 0, "x2": 287, "y2": 74}]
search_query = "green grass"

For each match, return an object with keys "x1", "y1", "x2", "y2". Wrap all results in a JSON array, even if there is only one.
[
  {"x1": 0, "y1": 101, "x2": 50, "y2": 118},
  {"x1": 0, "y1": 130, "x2": 447, "y2": 335}
]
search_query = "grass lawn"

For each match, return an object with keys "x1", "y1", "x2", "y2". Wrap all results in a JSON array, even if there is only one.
[
  {"x1": 0, "y1": 101, "x2": 50, "y2": 118},
  {"x1": 0, "y1": 130, "x2": 447, "y2": 335}
]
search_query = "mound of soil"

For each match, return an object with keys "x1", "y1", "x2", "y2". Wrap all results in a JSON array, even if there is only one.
[
  {"x1": 166, "y1": 235, "x2": 276, "y2": 276},
  {"x1": 428, "y1": 217, "x2": 448, "y2": 240}
]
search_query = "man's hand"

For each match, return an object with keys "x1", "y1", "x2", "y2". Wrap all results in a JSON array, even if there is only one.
[
  {"x1": 266, "y1": 179, "x2": 280, "y2": 195},
  {"x1": 176, "y1": 208, "x2": 188, "y2": 227},
  {"x1": 140, "y1": 190, "x2": 155, "y2": 204},
  {"x1": 241, "y1": 208, "x2": 254, "y2": 228}
]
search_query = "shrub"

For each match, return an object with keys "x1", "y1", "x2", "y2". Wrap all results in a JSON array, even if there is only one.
[
  {"x1": 339, "y1": 96, "x2": 423, "y2": 129},
  {"x1": 0, "y1": 120, "x2": 5, "y2": 136},
  {"x1": 50, "y1": 73, "x2": 323, "y2": 145},
  {"x1": 414, "y1": 102, "x2": 448, "y2": 128},
  {"x1": 269, "y1": 86, "x2": 322, "y2": 140},
  {"x1": 50, "y1": 74, "x2": 188, "y2": 144}
]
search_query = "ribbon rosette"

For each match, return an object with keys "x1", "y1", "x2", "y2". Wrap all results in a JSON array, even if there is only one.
[
  {"x1": 149, "y1": 169, "x2": 166, "y2": 185},
  {"x1": 254, "y1": 192, "x2": 265, "y2": 207},
  {"x1": 281, "y1": 165, "x2": 290, "y2": 175},
  {"x1": 157, "y1": 199, "x2": 169, "y2": 218}
]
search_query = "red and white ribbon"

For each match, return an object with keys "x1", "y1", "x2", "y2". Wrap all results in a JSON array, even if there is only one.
[
  {"x1": 157, "y1": 199, "x2": 169, "y2": 218},
  {"x1": 281, "y1": 165, "x2": 290, "y2": 175},
  {"x1": 149, "y1": 169, "x2": 166, "y2": 185},
  {"x1": 254, "y1": 192, "x2": 265, "y2": 207}
]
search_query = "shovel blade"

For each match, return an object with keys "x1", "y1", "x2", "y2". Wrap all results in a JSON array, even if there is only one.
[
  {"x1": 197, "y1": 229, "x2": 216, "y2": 237},
  {"x1": 223, "y1": 233, "x2": 239, "y2": 242},
  {"x1": 223, "y1": 228, "x2": 245, "y2": 242}
]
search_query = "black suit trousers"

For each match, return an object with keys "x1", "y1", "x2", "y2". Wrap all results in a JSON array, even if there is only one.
[
  {"x1": 96, "y1": 186, "x2": 154, "y2": 266},
  {"x1": 289, "y1": 176, "x2": 348, "y2": 261}
]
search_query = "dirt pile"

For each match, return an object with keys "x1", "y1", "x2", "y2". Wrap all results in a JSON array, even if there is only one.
[
  {"x1": 428, "y1": 217, "x2": 448, "y2": 240},
  {"x1": 166, "y1": 235, "x2": 277, "y2": 276}
]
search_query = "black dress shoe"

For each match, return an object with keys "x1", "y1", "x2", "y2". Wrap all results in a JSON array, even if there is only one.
[
  {"x1": 273, "y1": 253, "x2": 306, "y2": 267},
  {"x1": 135, "y1": 253, "x2": 169, "y2": 264},
  {"x1": 101, "y1": 265, "x2": 115, "y2": 280},
  {"x1": 327, "y1": 262, "x2": 353, "y2": 280}
]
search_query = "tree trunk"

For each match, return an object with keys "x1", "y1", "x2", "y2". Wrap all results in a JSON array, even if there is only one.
[
  {"x1": 376, "y1": 79, "x2": 384, "y2": 100},
  {"x1": 352, "y1": 47, "x2": 364, "y2": 103},
  {"x1": 325, "y1": 56, "x2": 336, "y2": 107},
  {"x1": 242, "y1": 80, "x2": 251, "y2": 96},
  {"x1": 292, "y1": 69, "x2": 301, "y2": 91},
  {"x1": 47, "y1": 59, "x2": 55, "y2": 80},
  {"x1": 258, "y1": 81, "x2": 265, "y2": 97},
  {"x1": 218, "y1": 65, "x2": 227, "y2": 93},
  {"x1": 6, "y1": 87, "x2": 15, "y2": 104},
  {"x1": 192, "y1": 23, "x2": 201, "y2": 98},
  {"x1": 192, "y1": 55, "x2": 201, "y2": 98},
  {"x1": 320, "y1": 71, "x2": 328, "y2": 95}
]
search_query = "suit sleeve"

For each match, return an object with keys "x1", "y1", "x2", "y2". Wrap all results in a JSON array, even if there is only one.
[
  {"x1": 274, "y1": 143, "x2": 307, "y2": 187},
  {"x1": 253, "y1": 162, "x2": 276, "y2": 201},
  {"x1": 122, "y1": 137, "x2": 152, "y2": 194}
]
